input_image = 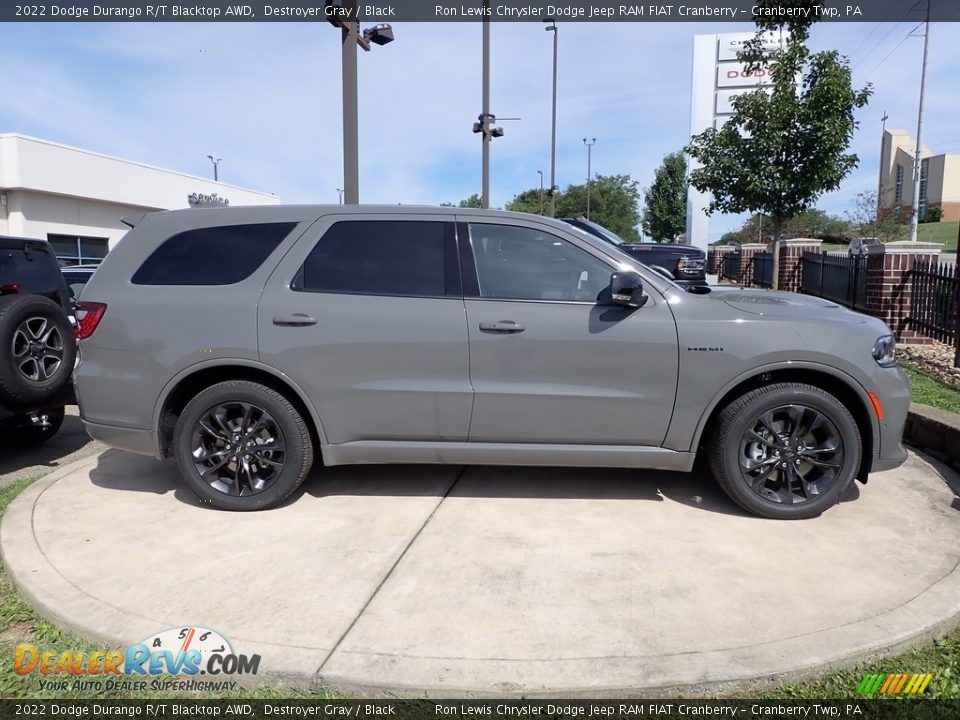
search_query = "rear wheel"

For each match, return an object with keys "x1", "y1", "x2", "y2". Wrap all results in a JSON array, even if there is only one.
[
  {"x1": 173, "y1": 381, "x2": 314, "y2": 511},
  {"x1": 709, "y1": 383, "x2": 861, "y2": 520}
]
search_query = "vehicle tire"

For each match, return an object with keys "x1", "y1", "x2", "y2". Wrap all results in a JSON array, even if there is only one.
[
  {"x1": 708, "y1": 383, "x2": 861, "y2": 520},
  {"x1": 173, "y1": 380, "x2": 314, "y2": 511},
  {"x1": 0, "y1": 406, "x2": 65, "y2": 447},
  {"x1": 0, "y1": 295, "x2": 76, "y2": 408}
]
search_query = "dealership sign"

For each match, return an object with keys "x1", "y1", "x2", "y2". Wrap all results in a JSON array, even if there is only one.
[
  {"x1": 686, "y1": 31, "x2": 787, "y2": 251},
  {"x1": 188, "y1": 192, "x2": 230, "y2": 207}
]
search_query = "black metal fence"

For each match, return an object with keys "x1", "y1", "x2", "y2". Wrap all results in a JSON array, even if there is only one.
[
  {"x1": 800, "y1": 252, "x2": 868, "y2": 310},
  {"x1": 910, "y1": 261, "x2": 959, "y2": 344},
  {"x1": 722, "y1": 251, "x2": 740, "y2": 282},
  {"x1": 752, "y1": 252, "x2": 773, "y2": 288}
]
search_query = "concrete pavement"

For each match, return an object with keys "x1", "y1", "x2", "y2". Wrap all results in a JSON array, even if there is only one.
[{"x1": 2, "y1": 449, "x2": 960, "y2": 696}]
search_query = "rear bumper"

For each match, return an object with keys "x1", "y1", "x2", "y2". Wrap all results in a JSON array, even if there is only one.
[{"x1": 82, "y1": 419, "x2": 159, "y2": 458}]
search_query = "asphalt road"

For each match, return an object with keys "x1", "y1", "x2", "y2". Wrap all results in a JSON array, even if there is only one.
[{"x1": 0, "y1": 406, "x2": 105, "y2": 488}]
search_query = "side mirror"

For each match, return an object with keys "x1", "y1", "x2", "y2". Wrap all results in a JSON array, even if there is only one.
[{"x1": 609, "y1": 271, "x2": 648, "y2": 308}]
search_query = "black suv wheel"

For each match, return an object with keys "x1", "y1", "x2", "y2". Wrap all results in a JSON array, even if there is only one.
[
  {"x1": 709, "y1": 383, "x2": 862, "y2": 520},
  {"x1": 0, "y1": 294, "x2": 76, "y2": 407},
  {"x1": 173, "y1": 381, "x2": 315, "y2": 511}
]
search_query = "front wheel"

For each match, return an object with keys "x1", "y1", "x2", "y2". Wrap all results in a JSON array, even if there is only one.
[
  {"x1": 708, "y1": 383, "x2": 862, "y2": 520},
  {"x1": 173, "y1": 381, "x2": 314, "y2": 511}
]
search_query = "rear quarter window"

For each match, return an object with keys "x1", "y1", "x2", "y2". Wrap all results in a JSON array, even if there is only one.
[{"x1": 131, "y1": 222, "x2": 296, "y2": 286}]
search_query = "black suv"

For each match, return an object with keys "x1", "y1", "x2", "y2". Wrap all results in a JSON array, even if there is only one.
[
  {"x1": 0, "y1": 236, "x2": 77, "y2": 445},
  {"x1": 560, "y1": 217, "x2": 707, "y2": 288}
]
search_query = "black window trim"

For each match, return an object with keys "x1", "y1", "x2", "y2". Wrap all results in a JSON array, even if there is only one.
[
  {"x1": 292, "y1": 219, "x2": 461, "y2": 300},
  {"x1": 456, "y1": 219, "x2": 619, "y2": 306}
]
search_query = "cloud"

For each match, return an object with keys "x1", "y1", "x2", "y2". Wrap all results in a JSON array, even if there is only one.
[{"x1": 0, "y1": 19, "x2": 955, "y2": 241}]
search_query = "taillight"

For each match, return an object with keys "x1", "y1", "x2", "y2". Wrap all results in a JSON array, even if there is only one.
[
  {"x1": 74, "y1": 301, "x2": 107, "y2": 339},
  {"x1": 0, "y1": 283, "x2": 20, "y2": 293}
]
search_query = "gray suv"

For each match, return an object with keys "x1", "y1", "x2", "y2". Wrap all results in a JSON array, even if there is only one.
[{"x1": 74, "y1": 206, "x2": 910, "y2": 519}]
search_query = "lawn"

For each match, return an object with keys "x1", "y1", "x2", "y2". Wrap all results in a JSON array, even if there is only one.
[
  {"x1": 812, "y1": 221, "x2": 958, "y2": 255},
  {"x1": 919, "y1": 220, "x2": 960, "y2": 252},
  {"x1": 902, "y1": 366, "x2": 960, "y2": 414}
]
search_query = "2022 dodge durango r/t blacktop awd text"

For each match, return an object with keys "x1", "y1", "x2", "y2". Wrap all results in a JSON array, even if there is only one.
[{"x1": 74, "y1": 206, "x2": 910, "y2": 519}]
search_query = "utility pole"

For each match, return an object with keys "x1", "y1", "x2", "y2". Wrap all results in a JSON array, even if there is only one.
[
  {"x1": 910, "y1": 2, "x2": 931, "y2": 242},
  {"x1": 537, "y1": 170, "x2": 544, "y2": 215},
  {"x1": 336, "y1": 188, "x2": 344, "y2": 204},
  {"x1": 481, "y1": 4, "x2": 491, "y2": 209},
  {"x1": 583, "y1": 138, "x2": 596, "y2": 219},
  {"x1": 545, "y1": 19, "x2": 558, "y2": 217},
  {"x1": 341, "y1": 0, "x2": 360, "y2": 204},
  {"x1": 207, "y1": 155, "x2": 222, "y2": 182}
]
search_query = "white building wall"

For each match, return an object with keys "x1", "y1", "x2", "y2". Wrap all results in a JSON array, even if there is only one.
[{"x1": 0, "y1": 134, "x2": 280, "y2": 251}]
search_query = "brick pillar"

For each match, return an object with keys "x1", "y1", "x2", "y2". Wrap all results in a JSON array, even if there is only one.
[
  {"x1": 708, "y1": 245, "x2": 734, "y2": 275},
  {"x1": 772, "y1": 238, "x2": 823, "y2": 293},
  {"x1": 737, "y1": 243, "x2": 767, "y2": 287},
  {"x1": 863, "y1": 241, "x2": 943, "y2": 345}
]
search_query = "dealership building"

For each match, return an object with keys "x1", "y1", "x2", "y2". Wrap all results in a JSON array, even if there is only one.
[
  {"x1": 0, "y1": 134, "x2": 280, "y2": 265},
  {"x1": 878, "y1": 129, "x2": 960, "y2": 222}
]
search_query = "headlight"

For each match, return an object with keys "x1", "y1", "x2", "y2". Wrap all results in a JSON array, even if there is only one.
[{"x1": 872, "y1": 334, "x2": 896, "y2": 367}]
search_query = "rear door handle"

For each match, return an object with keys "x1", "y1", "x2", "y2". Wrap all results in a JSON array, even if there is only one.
[
  {"x1": 479, "y1": 320, "x2": 525, "y2": 334},
  {"x1": 273, "y1": 313, "x2": 317, "y2": 327}
]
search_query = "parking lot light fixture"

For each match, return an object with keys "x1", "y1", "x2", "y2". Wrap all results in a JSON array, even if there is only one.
[
  {"x1": 327, "y1": 1, "x2": 394, "y2": 204},
  {"x1": 544, "y1": 19, "x2": 558, "y2": 217}
]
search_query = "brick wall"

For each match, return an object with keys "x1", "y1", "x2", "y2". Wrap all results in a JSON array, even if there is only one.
[{"x1": 861, "y1": 243, "x2": 943, "y2": 345}]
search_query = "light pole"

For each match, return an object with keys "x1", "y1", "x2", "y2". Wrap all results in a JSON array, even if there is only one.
[
  {"x1": 544, "y1": 19, "x2": 558, "y2": 217},
  {"x1": 583, "y1": 138, "x2": 596, "y2": 219},
  {"x1": 336, "y1": 188, "x2": 344, "y2": 204},
  {"x1": 537, "y1": 170, "x2": 544, "y2": 215},
  {"x1": 909, "y1": 1, "x2": 931, "y2": 242},
  {"x1": 206, "y1": 155, "x2": 222, "y2": 182},
  {"x1": 328, "y1": 3, "x2": 394, "y2": 205}
]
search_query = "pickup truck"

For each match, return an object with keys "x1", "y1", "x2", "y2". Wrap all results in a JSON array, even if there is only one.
[{"x1": 560, "y1": 217, "x2": 707, "y2": 288}]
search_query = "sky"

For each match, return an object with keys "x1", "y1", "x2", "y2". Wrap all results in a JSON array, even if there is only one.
[{"x1": 0, "y1": 15, "x2": 958, "y2": 241}]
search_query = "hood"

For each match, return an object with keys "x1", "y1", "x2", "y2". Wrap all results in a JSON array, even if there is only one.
[{"x1": 708, "y1": 287, "x2": 861, "y2": 318}]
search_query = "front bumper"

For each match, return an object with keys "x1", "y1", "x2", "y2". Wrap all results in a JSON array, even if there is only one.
[{"x1": 870, "y1": 365, "x2": 912, "y2": 473}]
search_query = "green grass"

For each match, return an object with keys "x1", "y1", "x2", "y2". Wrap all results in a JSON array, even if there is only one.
[
  {"x1": 902, "y1": 366, "x2": 960, "y2": 414},
  {"x1": 808, "y1": 222, "x2": 958, "y2": 255},
  {"x1": 919, "y1": 221, "x2": 960, "y2": 252},
  {"x1": 761, "y1": 633, "x2": 960, "y2": 699}
]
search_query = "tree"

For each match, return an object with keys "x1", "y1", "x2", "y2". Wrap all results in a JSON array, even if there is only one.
[
  {"x1": 505, "y1": 174, "x2": 643, "y2": 241},
  {"x1": 504, "y1": 189, "x2": 544, "y2": 215},
  {"x1": 846, "y1": 191, "x2": 908, "y2": 243},
  {"x1": 440, "y1": 193, "x2": 483, "y2": 208},
  {"x1": 641, "y1": 152, "x2": 688, "y2": 242},
  {"x1": 685, "y1": 0, "x2": 872, "y2": 287}
]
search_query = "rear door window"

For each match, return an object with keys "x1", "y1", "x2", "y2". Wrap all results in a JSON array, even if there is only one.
[
  {"x1": 297, "y1": 220, "x2": 450, "y2": 298},
  {"x1": 131, "y1": 222, "x2": 296, "y2": 285}
]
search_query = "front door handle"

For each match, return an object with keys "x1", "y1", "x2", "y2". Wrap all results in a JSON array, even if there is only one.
[
  {"x1": 273, "y1": 313, "x2": 317, "y2": 327},
  {"x1": 479, "y1": 320, "x2": 525, "y2": 334}
]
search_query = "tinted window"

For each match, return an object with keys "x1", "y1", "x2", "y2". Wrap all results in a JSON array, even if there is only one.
[
  {"x1": 469, "y1": 223, "x2": 612, "y2": 302},
  {"x1": 132, "y1": 222, "x2": 295, "y2": 286},
  {"x1": 0, "y1": 243, "x2": 65, "y2": 304},
  {"x1": 300, "y1": 220, "x2": 446, "y2": 297}
]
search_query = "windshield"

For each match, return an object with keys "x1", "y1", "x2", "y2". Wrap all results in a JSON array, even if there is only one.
[
  {"x1": 562, "y1": 224, "x2": 688, "y2": 293},
  {"x1": 573, "y1": 218, "x2": 628, "y2": 246}
]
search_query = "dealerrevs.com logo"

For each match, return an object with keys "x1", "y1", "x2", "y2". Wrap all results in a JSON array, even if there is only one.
[{"x1": 14, "y1": 626, "x2": 260, "y2": 692}]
